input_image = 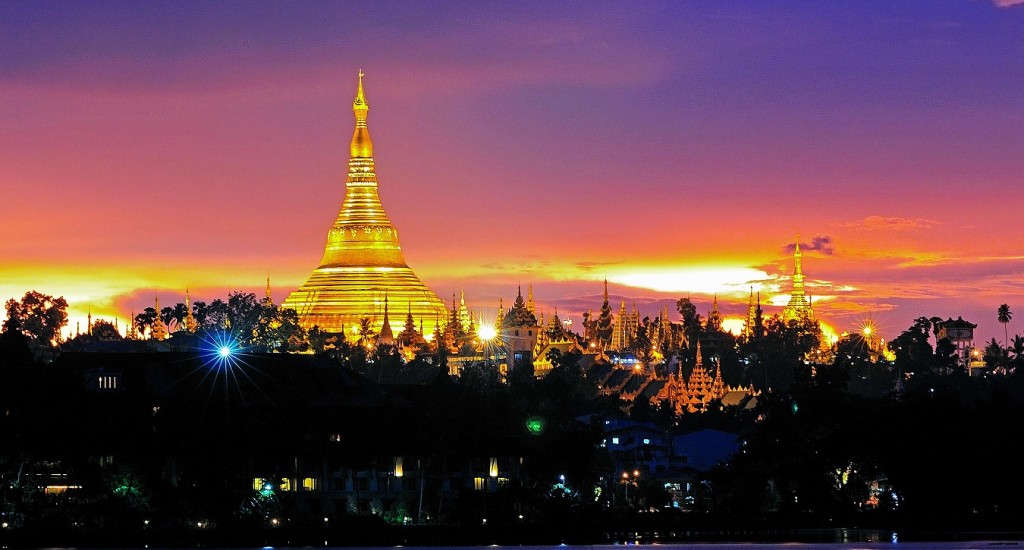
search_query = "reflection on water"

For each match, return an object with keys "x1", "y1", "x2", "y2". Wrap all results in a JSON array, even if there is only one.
[
  {"x1": 28, "y1": 542, "x2": 1024, "y2": 550},
  {"x1": 21, "y1": 529, "x2": 1024, "y2": 550}
]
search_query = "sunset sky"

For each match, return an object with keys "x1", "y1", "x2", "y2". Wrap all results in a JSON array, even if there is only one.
[{"x1": 2, "y1": 1, "x2": 1023, "y2": 346}]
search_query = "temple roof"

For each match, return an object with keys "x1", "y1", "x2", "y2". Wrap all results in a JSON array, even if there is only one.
[{"x1": 937, "y1": 316, "x2": 977, "y2": 329}]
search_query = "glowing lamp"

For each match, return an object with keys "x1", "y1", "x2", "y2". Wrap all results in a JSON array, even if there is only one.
[{"x1": 478, "y1": 326, "x2": 497, "y2": 340}]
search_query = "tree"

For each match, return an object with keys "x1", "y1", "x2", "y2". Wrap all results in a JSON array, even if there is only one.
[
  {"x1": 168, "y1": 302, "x2": 189, "y2": 329},
  {"x1": 888, "y1": 322, "x2": 934, "y2": 378},
  {"x1": 630, "y1": 318, "x2": 653, "y2": 365},
  {"x1": 91, "y1": 320, "x2": 123, "y2": 341},
  {"x1": 998, "y1": 304, "x2": 1012, "y2": 357},
  {"x1": 1009, "y1": 334, "x2": 1024, "y2": 373},
  {"x1": 913, "y1": 316, "x2": 933, "y2": 335},
  {"x1": 203, "y1": 299, "x2": 229, "y2": 330},
  {"x1": 4, "y1": 290, "x2": 68, "y2": 346},
  {"x1": 227, "y1": 291, "x2": 262, "y2": 339},
  {"x1": 192, "y1": 300, "x2": 209, "y2": 327},
  {"x1": 1011, "y1": 335, "x2": 1024, "y2": 361},
  {"x1": 934, "y1": 337, "x2": 959, "y2": 376},
  {"x1": 133, "y1": 308, "x2": 157, "y2": 338},
  {"x1": 676, "y1": 297, "x2": 702, "y2": 346},
  {"x1": 983, "y1": 338, "x2": 1003, "y2": 370},
  {"x1": 356, "y1": 317, "x2": 376, "y2": 348},
  {"x1": 252, "y1": 305, "x2": 306, "y2": 352}
]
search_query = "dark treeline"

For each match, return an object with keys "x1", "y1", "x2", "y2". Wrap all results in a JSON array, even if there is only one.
[{"x1": 3, "y1": 291, "x2": 1024, "y2": 546}]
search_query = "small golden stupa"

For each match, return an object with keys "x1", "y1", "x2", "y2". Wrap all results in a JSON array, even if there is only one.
[{"x1": 283, "y1": 71, "x2": 445, "y2": 336}]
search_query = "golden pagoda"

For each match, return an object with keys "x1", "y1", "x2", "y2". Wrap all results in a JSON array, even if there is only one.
[
  {"x1": 283, "y1": 71, "x2": 445, "y2": 335},
  {"x1": 783, "y1": 234, "x2": 814, "y2": 322}
]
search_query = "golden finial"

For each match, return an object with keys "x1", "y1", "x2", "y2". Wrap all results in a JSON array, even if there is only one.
[
  {"x1": 353, "y1": 69, "x2": 368, "y2": 116},
  {"x1": 350, "y1": 70, "x2": 373, "y2": 157}
]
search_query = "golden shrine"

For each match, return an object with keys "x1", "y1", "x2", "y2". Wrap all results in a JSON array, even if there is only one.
[
  {"x1": 283, "y1": 72, "x2": 445, "y2": 336},
  {"x1": 783, "y1": 235, "x2": 814, "y2": 322}
]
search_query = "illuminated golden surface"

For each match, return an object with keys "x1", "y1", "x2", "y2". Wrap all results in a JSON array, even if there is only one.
[
  {"x1": 282, "y1": 72, "x2": 445, "y2": 334},
  {"x1": 783, "y1": 235, "x2": 813, "y2": 321}
]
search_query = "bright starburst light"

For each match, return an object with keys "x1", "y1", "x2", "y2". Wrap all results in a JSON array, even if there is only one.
[{"x1": 180, "y1": 329, "x2": 274, "y2": 424}]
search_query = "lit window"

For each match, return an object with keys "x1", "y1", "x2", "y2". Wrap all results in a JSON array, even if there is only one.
[
  {"x1": 611, "y1": 437, "x2": 620, "y2": 445},
  {"x1": 302, "y1": 478, "x2": 317, "y2": 491},
  {"x1": 474, "y1": 477, "x2": 486, "y2": 491},
  {"x1": 643, "y1": 438, "x2": 651, "y2": 445}
]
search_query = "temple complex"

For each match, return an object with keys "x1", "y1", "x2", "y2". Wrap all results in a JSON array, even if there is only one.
[{"x1": 283, "y1": 72, "x2": 445, "y2": 335}]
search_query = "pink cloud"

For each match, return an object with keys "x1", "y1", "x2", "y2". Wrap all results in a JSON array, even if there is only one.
[{"x1": 839, "y1": 215, "x2": 941, "y2": 231}]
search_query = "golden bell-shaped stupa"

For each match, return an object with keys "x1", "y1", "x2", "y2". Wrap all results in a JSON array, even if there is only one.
[{"x1": 283, "y1": 71, "x2": 445, "y2": 336}]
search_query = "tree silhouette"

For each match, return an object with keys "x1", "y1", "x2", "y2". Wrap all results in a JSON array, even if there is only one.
[
  {"x1": 4, "y1": 290, "x2": 68, "y2": 347},
  {"x1": 133, "y1": 307, "x2": 156, "y2": 337},
  {"x1": 998, "y1": 304, "x2": 1012, "y2": 358},
  {"x1": 91, "y1": 319, "x2": 123, "y2": 341}
]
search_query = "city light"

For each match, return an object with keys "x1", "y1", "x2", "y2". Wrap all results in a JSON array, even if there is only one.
[
  {"x1": 526, "y1": 416, "x2": 545, "y2": 435},
  {"x1": 478, "y1": 325, "x2": 497, "y2": 340}
]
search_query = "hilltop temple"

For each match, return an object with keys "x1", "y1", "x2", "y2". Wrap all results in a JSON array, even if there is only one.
[{"x1": 283, "y1": 72, "x2": 445, "y2": 335}]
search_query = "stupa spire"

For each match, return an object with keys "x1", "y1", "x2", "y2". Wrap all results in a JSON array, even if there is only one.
[
  {"x1": 783, "y1": 234, "x2": 814, "y2": 321},
  {"x1": 184, "y1": 289, "x2": 198, "y2": 333},
  {"x1": 151, "y1": 294, "x2": 168, "y2": 341},
  {"x1": 378, "y1": 293, "x2": 394, "y2": 344},
  {"x1": 350, "y1": 69, "x2": 372, "y2": 158},
  {"x1": 793, "y1": 234, "x2": 804, "y2": 286}
]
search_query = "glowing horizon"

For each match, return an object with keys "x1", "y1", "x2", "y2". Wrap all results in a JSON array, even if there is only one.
[{"x1": 3, "y1": 1, "x2": 1024, "y2": 347}]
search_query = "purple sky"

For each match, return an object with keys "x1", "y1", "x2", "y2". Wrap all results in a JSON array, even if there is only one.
[{"x1": 2, "y1": 1, "x2": 1023, "y2": 346}]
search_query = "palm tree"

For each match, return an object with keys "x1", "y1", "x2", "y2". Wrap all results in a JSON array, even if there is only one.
[
  {"x1": 998, "y1": 304, "x2": 1013, "y2": 357},
  {"x1": 1012, "y1": 335, "x2": 1024, "y2": 360}
]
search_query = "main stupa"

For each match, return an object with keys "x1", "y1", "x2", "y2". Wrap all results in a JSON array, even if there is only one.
[{"x1": 283, "y1": 71, "x2": 445, "y2": 335}]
